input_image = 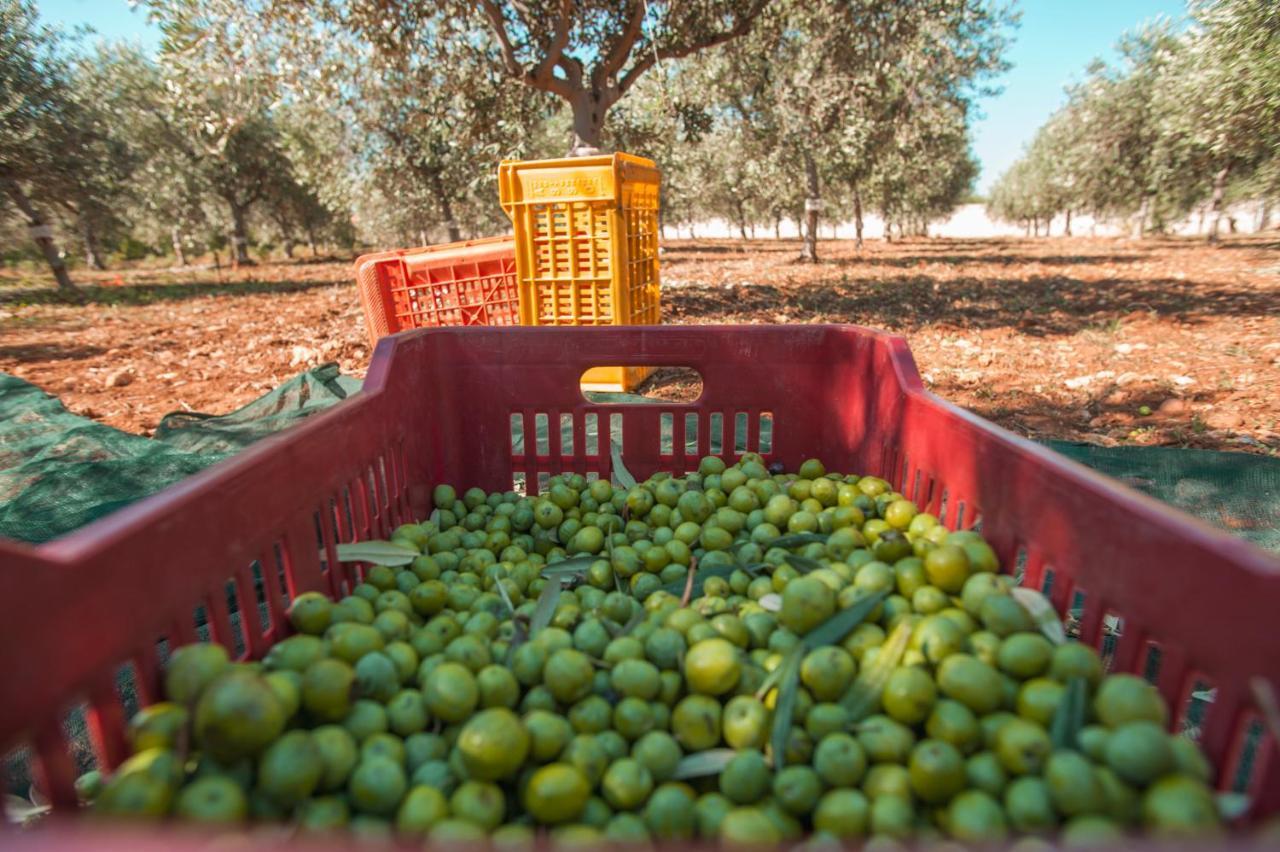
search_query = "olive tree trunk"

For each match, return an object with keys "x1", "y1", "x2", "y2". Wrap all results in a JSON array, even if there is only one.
[
  {"x1": 81, "y1": 218, "x2": 107, "y2": 270},
  {"x1": 1208, "y1": 166, "x2": 1230, "y2": 244},
  {"x1": 3, "y1": 179, "x2": 77, "y2": 292},
  {"x1": 569, "y1": 90, "x2": 610, "y2": 155},
  {"x1": 799, "y1": 153, "x2": 820, "y2": 263},
  {"x1": 171, "y1": 227, "x2": 187, "y2": 267},
  {"x1": 229, "y1": 202, "x2": 252, "y2": 266},
  {"x1": 429, "y1": 172, "x2": 463, "y2": 243}
]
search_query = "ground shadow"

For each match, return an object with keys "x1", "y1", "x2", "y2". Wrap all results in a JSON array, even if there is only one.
[
  {"x1": 664, "y1": 241, "x2": 801, "y2": 255},
  {"x1": 0, "y1": 276, "x2": 344, "y2": 308},
  {"x1": 1212, "y1": 239, "x2": 1280, "y2": 251},
  {"x1": 664, "y1": 272, "x2": 1280, "y2": 336},
  {"x1": 0, "y1": 342, "x2": 106, "y2": 361},
  {"x1": 842, "y1": 254, "x2": 1146, "y2": 268}
]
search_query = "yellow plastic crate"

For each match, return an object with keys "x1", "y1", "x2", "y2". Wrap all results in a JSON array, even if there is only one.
[{"x1": 499, "y1": 153, "x2": 661, "y2": 392}]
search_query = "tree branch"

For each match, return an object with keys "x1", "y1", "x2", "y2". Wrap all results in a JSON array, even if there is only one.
[
  {"x1": 617, "y1": 0, "x2": 769, "y2": 95},
  {"x1": 600, "y1": 1, "x2": 646, "y2": 81},
  {"x1": 481, "y1": 0, "x2": 574, "y2": 98},
  {"x1": 529, "y1": 0, "x2": 574, "y2": 86},
  {"x1": 478, "y1": 0, "x2": 524, "y2": 78},
  {"x1": 556, "y1": 54, "x2": 584, "y2": 92}
]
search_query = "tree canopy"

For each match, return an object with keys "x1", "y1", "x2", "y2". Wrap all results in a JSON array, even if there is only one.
[
  {"x1": 990, "y1": 0, "x2": 1280, "y2": 240},
  {"x1": 9, "y1": 0, "x2": 1277, "y2": 289}
]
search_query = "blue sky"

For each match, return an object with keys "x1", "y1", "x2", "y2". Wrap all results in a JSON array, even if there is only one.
[
  {"x1": 39, "y1": 0, "x2": 1185, "y2": 194},
  {"x1": 972, "y1": 0, "x2": 1186, "y2": 193}
]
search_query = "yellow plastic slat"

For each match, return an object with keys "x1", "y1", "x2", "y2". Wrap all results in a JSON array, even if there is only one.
[{"x1": 499, "y1": 153, "x2": 662, "y2": 390}]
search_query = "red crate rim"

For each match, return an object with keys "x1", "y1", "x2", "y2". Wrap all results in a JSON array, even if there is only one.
[{"x1": 3, "y1": 325, "x2": 1274, "y2": 575}]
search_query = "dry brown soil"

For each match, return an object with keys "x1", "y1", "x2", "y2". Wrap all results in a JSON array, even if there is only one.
[{"x1": 2, "y1": 235, "x2": 1277, "y2": 454}]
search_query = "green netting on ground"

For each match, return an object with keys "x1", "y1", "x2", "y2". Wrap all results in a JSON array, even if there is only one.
[
  {"x1": 152, "y1": 365, "x2": 360, "y2": 455},
  {"x1": 0, "y1": 364, "x2": 358, "y2": 545},
  {"x1": 0, "y1": 372, "x2": 1275, "y2": 552},
  {"x1": 1047, "y1": 441, "x2": 1280, "y2": 553}
]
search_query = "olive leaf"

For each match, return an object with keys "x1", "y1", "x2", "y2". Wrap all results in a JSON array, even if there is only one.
[
  {"x1": 505, "y1": 619, "x2": 530, "y2": 665},
  {"x1": 616, "y1": 609, "x2": 645, "y2": 637},
  {"x1": 3, "y1": 794, "x2": 50, "y2": 826},
  {"x1": 769, "y1": 647, "x2": 805, "y2": 770},
  {"x1": 529, "y1": 576, "x2": 562, "y2": 635},
  {"x1": 673, "y1": 749, "x2": 738, "y2": 780},
  {"x1": 1216, "y1": 791, "x2": 1252, "y2": 822},
  {"x1": 335, "y1": 540, "x2": 418, "y2": 567},
  {"x1": 495, "y1": 580, "x2": 517, "y2": 617},
  {"x1": 1049, "y1": 677, "x2": 1088, "y2": 750},
  {"x1": 802, "y1": 589, "x2": 890, "y2": 650},
  {"x1": 842, "y1": 617, "x2": 916, "y2": 722},
  {"x1": 1010, "y1": 587, "x2": 1067, "y2": 645},
  {"x1": 540, "y1": 555, "x2": 599, "y2": 580},
  {"x1": 766, "y1": 533, "x2": 829, "y2": 550},
  {"x1": 611, "y1": 441, "x2": 637, "y2": 489},
  {"x1": 755, "y1": 654, "x2": 791, "y2": 701},
  {"x1": 783, "y1": 554, "x2": 824, "y2": 574}
]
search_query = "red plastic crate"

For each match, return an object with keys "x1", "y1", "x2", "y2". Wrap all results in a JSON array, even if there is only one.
[
  {"x1": 2, "y1": 325, "x2": 1279, "y2": 844},
  {"x1": 354, "y1": 235, "x2": 518, "y2": 345}
]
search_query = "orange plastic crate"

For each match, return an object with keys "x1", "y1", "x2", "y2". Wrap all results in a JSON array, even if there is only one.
[
  {"x1": 499, "y1": 153, "x2": 661, "y2": 392},
  {"x1": 354, "y1": 235, "x2": 518, "y2": 346}
]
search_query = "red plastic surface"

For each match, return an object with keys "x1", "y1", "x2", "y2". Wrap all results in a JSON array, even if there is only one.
[
  {"x1": 2, "y1": 325, "x2": 1278, "y2": 842},
  {"x1": 354, "y1": 235, "x2": 518, "y2": 345}
]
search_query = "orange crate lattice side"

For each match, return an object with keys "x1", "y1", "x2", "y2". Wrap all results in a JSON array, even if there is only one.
[
  {"x1": 390, "y1": 255, "x2": 519, "y2": 329},
  {"x1": 354, "y1": 236, "x2": 519, "y2": 345}
]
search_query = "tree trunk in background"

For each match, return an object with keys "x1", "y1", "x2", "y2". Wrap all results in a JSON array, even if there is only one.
[
  {"x1": 81, "y1": 218, "x2": 107, "y2": 270},
  {"x1": 307, "y1": 228, "x2": 319, "y2": 257},
  {"x1": 171, "y1": 227, "x2": 187, "y2": 266},
  {"x1": 1208, "y1": 166, "x2": 1230, "y2": 244},
  {"x1": 852, "y1": 186, "x2": 864, "y2": 250},
  {"x1": 734, "y1": 200, "x2": 748, "y2": 240},
  {"x1": 568, "y1": 91, "x2": 609, "y2": 155},
  {"x1": 229, "y1": 202, "x2": 252, "y2": 266},
  {"x1": 282, "y1": 237, "x2": 296, "y2": 259},
  {"x1": 800, "y1": 153, "x2": 820, "y2": 263},
  {"x1": 430, "y1": 172, "x2": 462, "y2": 243},
  {"x1": 1132, "y1": 196, "x2": 1151, "y2": 239},
  {"x1": 773, "y1": 213, "x2": 782, "y2": 240},
  {"x1": 1064, "y1": 209, "x2": 1072, "y2": 237},
  {"x1": 3, "y1": 179, "x2": 77, "y2": 292},
  {"x1": 750, "y1": 223, "x2": 756, "y2": 239}
]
